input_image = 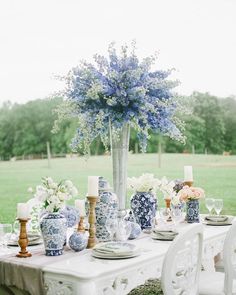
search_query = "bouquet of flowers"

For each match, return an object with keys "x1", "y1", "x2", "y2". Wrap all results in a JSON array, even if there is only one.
[
  {"x1": 53, "y1": 42, "x2": 185, "y2": 154},
  {"x1": 127, "y1": 174, "x2": 176, "y2": 197},
  {"x1": 127, "y1": 173, "x2": 161, "y2": 193},
  {"x1": 34, "y1": 177, "x2": 78, "y2": 212},
  {"x1": 177, "y1": 185, "x2": 205, "y2": 202}
]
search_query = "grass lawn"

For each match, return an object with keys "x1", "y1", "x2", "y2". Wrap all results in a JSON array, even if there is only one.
[{"x1": 0, "y1": 153, "x2": 236, "y2": 224}]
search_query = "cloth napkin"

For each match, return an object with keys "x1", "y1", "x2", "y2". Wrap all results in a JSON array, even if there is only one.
[
  {"x1": 205, "y1": 216, "x2": 228, "y2": 222},
  {"x1": 93, "y1": 242, "x2": 138, "y2": 256},
  {"x1": 151, "y1": 229, "x2": 178, "y2": 240}
]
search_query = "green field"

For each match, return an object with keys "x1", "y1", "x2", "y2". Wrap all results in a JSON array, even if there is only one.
[{"x1": 0, "y1": 153, "x2": 236, "y2": 224}]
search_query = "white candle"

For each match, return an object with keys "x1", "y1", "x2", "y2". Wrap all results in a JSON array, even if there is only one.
[
  {"x1": 75, "y1": 199, "x2": 86, "y2": 217},
  {"x1": 87, "y1": 176, "x2": 99, "y2": 197},
  {"x1": 184, "y1": 166, "x2": 193, "y2": 181},
  {"x1": 17, "y1": 203, "x2": 29, "y2": 219}
]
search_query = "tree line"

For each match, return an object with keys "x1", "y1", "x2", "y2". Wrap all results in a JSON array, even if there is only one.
[{"x1": 0, "y1": 92, "x2": 235, "y2": 160}]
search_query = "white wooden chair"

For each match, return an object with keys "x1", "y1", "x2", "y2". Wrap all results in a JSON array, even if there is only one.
[
  {"x1": 199, "y1": 221, "x2": 236, "y2": 295},
  {"x1": 128, "y1": 224, "x2": 203, "y2": 295},
  {"x1": 161, "y1": 223, "x2": 203, "y2": 295}
]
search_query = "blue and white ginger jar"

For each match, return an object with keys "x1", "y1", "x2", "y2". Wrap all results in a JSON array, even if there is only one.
[
  {"x1": 69, "y1": 231, "x2": 88, "y2": 252},
  {"x1": 95, "y1": 177, "x2": 118, "y2": 242},
  {"x1": 40, "y1": 212, "x2": 67, "y2": 256},
  {"x1": 130, "y1": 191, "x2": 157, "y2": 230}
]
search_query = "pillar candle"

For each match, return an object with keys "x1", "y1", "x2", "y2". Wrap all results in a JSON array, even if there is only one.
[
  {"x1": 184, "y1": 166, "x2": 193, "y2": 181},
  {"x1": 17, "y1": 203, "x2": 29, "y2": 220},
  {"x1": 75, "y1": 199, "x2": 86, "y2": 217},
  {"x1": 87, "y1": 176, "x2": 99, "y2": 197}
]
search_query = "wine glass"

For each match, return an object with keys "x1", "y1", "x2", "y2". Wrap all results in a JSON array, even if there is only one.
[
  {"x1": 0, "y1": 224, "x2": 12, "y2": 249},
  {"x1": 171, "y1": 206, "x2": 183, "y2": 225},
  {"x1": 115, "y1": 220, "x2": 132, "y2": 241},
  {"x1": 214, "y1": 199, "x2": 223, "y2": 216},
  {"x1": 205, "y1": 198, "x2": 215, "y2": 216},
  {"x1": 159, "y1": 208, "x2": 171, "y2": 225},
  {"x1": 105, "y1": 216, "x2": 118, "y2": 241}
]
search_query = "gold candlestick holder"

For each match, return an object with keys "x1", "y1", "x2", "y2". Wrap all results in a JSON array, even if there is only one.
[
  {"x1": 77, "y1": 216, "x2": 85, "y2": 232},
  {"x1": 16, "y1": 219, "x2": 32, "y2": 258},
  {"x1": 184, "y1": 181, "x2": 193, "y2": 187},
  {"x1": 86, "y1": 196, "x2": 99, "y2": 249}
]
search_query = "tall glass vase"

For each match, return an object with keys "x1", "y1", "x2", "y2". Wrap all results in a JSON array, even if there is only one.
[{"x1": 110, "y1": 123, "x2": 130, "y2": 210}]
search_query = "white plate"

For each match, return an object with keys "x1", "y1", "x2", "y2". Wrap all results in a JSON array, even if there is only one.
[
  {"x1": 205, "y1": 215, "x2": 228, "y2": 222},
  {"x1": 93, "y1": 241, "x2": 138, "y2": 254},
  {"x1": 151, "y1": 233, "x2": 177, "y2": 241},
  {"x1": 8, "y1": 239, "x2": 43, "y2": 246},
  {"x1": 92, "y1": 250, "x2": 140, "y2": 259}
]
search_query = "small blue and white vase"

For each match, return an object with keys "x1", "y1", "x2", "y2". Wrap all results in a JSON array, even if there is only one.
[
  {"x1": 186, "y1": 199, "x2": 200, "y2": 223},
  {"x1": 130, "y1": 191, "x2": 157, "y2": 230},
  {"x1": 40, "y1": 212, "x2": 67, "y2": 256},
  {"x1": 69, "y1": 231, "x2": 88, "y2": 252},
  {"x1": 95, "y1": 177, "x2": 118, "y2": 242}
]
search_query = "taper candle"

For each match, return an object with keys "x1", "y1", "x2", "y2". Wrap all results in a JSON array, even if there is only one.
[
  {"x1": 17, "y1": 203, "x2": 29, "y2": 220},
  {"x1": 184, "y1": 166, "x2": 193, "y2": 182},
  {"x1": 87, "y1": 176, "x2": 99, "y2": 197}
]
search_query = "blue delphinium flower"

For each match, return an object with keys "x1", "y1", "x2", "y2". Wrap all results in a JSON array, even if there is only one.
[{"x1": 54, "y1": 42, "x2": 185, "y2": 154}]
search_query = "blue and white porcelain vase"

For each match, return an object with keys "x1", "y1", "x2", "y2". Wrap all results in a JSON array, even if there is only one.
[
  {"x1": 130, "y1": 191, "x2": 157, "y2": 230},
  {"x1": 69, "y1": 231, "x2": 88, "y2": 252},
  {"x1": 125, "y1": 210, "x2": 141, "y2": 239},
  {"x1": 186, "y1": 199, "x2": 200, "y2": 223},
  {"x1": 95, "y1": 177, "x2": 118, "y2": 242},
  {"x1": 40, "y1": 212, "x2": 67, "y2": 256}
]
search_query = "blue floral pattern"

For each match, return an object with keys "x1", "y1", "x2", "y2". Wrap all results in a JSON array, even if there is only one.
[
  {"x1": 60, "y1": 205, "x2": 79, "y2": 228},
  {"x1": 186, "y1": 200, "x2": 200, "y2": 223},
  {"x1": 40, "y1": 212, "x2": 67, "y2": 256},
  {"x1": 69, "y1": 231, "x2": 88, "y2": 252},
  {"x1": 95, "y1": 177, "x2": 118, "y2": 241},
  {"x1": 130, "y1": 192, "x2": 157, "y2": 229}
]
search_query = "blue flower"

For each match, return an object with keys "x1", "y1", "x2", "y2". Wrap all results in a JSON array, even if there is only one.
[{"x1": 57, "y1": 42, "x2": 184, "y2": 154}]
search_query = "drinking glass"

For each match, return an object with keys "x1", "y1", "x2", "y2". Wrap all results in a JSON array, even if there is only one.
[
  {"x1": 115, "y1": 219, "x2": 132, "y2": 241},
  {"x1": 214, "y1": 199, "x2": 223, "y2": 216},
  {"x1": 105, "y1": 216, "x2": 118, "y2": 241},
  {"x1": 0, "y1": 224, "x2": 12, "y2": 248},
  {"x1": 171, "y1": 206, "x2": 183, "y2": 225},
  {"x1": 205, "y1": 198, "x2": 215, "y2": 215},
  {"x1": 159, "y1": 208, "x2": 171, "y2": 225}
]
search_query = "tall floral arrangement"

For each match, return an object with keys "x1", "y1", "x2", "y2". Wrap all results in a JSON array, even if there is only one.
[{"x1": 53, "y1": 42, "x2": 185, "y2": 154}]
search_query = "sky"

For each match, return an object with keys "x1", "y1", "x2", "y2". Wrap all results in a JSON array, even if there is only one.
[{"x1": 0, "y1": 0, "x2": 236, "y2": 105}]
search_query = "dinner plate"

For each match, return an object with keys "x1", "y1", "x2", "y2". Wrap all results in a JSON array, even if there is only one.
[
  {"x1": 91, "y1": 250, "x2": 140, "y2": 259},
  {"x1": 151, "y1": 233, "x2": 177, "y2": 241},
  {"x1": 8, "y1": 238, "x2": 43, "y2": 246},
  {"x1": 203, "y1": 220, "x2": 232, "y2": 226},
  {"x1": 93, "y1": 241, "x2": 138, "y2": 253},
  {"x1": 205, "y1": 215, "x2": 228, "y2": 222}
]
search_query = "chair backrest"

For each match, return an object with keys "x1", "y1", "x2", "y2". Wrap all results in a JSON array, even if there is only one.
[
  {"x1": 161, "y1": 224, "x2": 203, "y2": 295},
  {"x1": 223, "y1": 220, "x2": 236, "y2": 294}
]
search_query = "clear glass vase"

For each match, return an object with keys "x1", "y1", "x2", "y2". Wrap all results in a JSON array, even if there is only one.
[{"x1": 110, "y1": 123, "x2": 130, "y2": 210}]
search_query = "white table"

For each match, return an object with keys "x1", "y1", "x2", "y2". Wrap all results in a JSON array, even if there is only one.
[
  {"x1": 42, "y1": 223, "x2": 229, "y2": 295},
  {"x1": 0, "y1": 222, "x2": 231, "y2": 295}
]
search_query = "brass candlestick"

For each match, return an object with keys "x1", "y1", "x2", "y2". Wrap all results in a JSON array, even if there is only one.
[
  {"x1": 16, "y1": 219, "x2": 32, "y2": 258},
  {"x1": 86, "y1": 196, "x2": 99, "y2": 249},
  {"x1": 184, "y1": 181, "x2": 193, "y2": 187},
  {"x1": 77, "y1": 216, "x2": 85, "y2": 232}
]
